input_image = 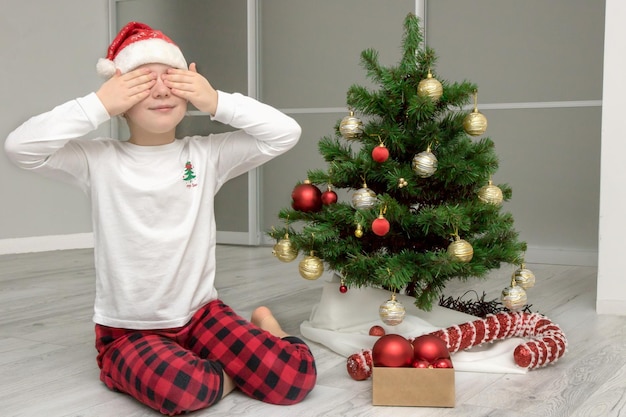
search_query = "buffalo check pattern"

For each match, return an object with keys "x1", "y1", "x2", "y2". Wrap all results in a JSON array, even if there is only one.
[{"x1": 96, "y1": 300, "x2": 317, "y2": 415}]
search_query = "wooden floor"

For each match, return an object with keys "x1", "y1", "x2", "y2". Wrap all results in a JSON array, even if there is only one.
[{"x1": 0, "y1": 245, "x2": 625, "y2": 417}]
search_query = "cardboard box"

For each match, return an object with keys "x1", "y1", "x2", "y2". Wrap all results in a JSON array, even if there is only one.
[{"x1": 372, "y1": 367, "x2": 455, "y2": 407}]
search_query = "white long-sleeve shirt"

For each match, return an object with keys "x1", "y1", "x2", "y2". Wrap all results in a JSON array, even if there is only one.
[{"x1": 5, "y1": 91, "x2": 300, "y2": 329}]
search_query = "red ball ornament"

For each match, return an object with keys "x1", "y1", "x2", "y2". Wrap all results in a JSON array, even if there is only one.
[
  {"x1": 513, "y1": 344, "x2": 533, "y2": 368},
  {"x1": 371, "y1": 144, "x2": 389, "y2": 163},
  {"x1": 321, "y1": 186, "x2": 338, "y2": 205},
  {"x1": 347, "y1": 351, "x2": 373, "y2": 381},
  {"x1": 339, "y1": 284, "x2": 348, "y2": 293},
  {"x1": 291, "y1": 179, "x2": 322, "y2": 212},
  {"x1": 433, "y1": 358, "x2": 453, "y2": 368},
  {"x1": 372, "y1": 334, "x2": 413, "y2": 367},
  {"x1": 413, "y1": 334, "x2": 450, "y2": 363},
  {"x1": 369, "y1": 325, "x2": 386, "y2": 336},
  {"x1": 371, "y1": 215, "x2": 390, "y2": 236},
  {"x1": 412, "y1": 359, "x2": 431, "y2": 368}
]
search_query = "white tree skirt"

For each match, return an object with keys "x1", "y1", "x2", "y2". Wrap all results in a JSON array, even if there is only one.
[{"x1": 301, "y1": 277, "x2": 527, "y2": 374}]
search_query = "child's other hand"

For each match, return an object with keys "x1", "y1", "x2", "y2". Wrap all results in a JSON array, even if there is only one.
[
  {"x1": 163, "y1": 63, "x2": 218, "y2": 116},
  {"x1": 96, "y1": 68, "x2": 157, "y2": 117}
]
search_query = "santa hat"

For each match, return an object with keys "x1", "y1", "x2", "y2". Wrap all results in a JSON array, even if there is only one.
[{"x1": 97, "y1": 21, "x2": 187, "y2": 78}]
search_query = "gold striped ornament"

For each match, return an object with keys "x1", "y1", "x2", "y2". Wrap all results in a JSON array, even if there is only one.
[
  {"x1": 339, "y1": 110, "x2": 364, "y2": 139},
  {"x1": 478, "y1": 179, "x2": 503, "y2": 205},
  {"x1": 501, "y1": 283, "x2": 528, "y2": 311},
  {"x1": 412, "y1": 146, "x2": 438, "y2": 178},
  {"x1": 447, "y1": 235, "x2": 474, "y2": 262},
  {"x1": 417, "y1": 69, "x2": 443, "y2": 102},
  {"x1": 379, "y1": 293, "x2": 406, "y2": 326},
  {"x1": 272, "y1": 234, "x2": 298, "y2": 262},
  {"x1": 513, "y1": 264, "x2": 536, "y2": 289},
  {"x1": 463, "y1": 91, "x2": 488, "y2": 136},
  {"x1": 299, "y1": 251, "x2": 324, "y2": 280},
  {"x1": 351, "y1": 182, "x2": 377, "y2": 210}
]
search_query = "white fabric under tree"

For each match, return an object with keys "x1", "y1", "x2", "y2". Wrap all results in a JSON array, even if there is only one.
[{"x1": 300, "y1": 274, "x2": 527, "y2": 374}]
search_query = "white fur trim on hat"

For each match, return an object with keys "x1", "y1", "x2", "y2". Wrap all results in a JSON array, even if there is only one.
[{"x1": 97, "y1": 38, "x2": 187, "y2": 78}]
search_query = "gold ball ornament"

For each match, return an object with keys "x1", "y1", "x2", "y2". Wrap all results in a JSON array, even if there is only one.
[
  {"x1": 298, "y1": 252, "x2": 324, "y2": 280},
  {"x1": 478, "y1": 179, "x2": 503, "y2": 205},
  {"x1": 354, "y1": 223, "x2": 364, "y2": 238},
  {"x1": 501, "y1": 284, "x2": 528, "y2": 311},
  {"x1": 417, "y1": 70, "x2": 443, "y2": 102},
  {"x1": 351, "y1": 184, "x2": 377, "y2": 210},
  {"x1": 412, "y1": 146, "x2": 438, "y2": 178},
  {"x1": 272, "y1": 236, "x2": 298, "y2": 263},
  {"x1": 339, "y1": 110, "x2": 364, "y2": 139},
  {"x1": 447, "y1": 236, "x2": 474, "y2": 262},
  {"x1": 514, "y1": 264, "x2": 536, "y2": 289},
  {"x1": 463, "y1": 110, "x2": 488, "y2": 136},
  {"x1": 463, "y1": 91, "x2": 488, "y2": 136},
  {"x1": 379, "y1": 293, "x2": 406, "y2": 326}
]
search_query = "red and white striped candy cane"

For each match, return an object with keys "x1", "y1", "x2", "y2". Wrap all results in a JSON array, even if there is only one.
[
  {"x1": 346, "y1": 312, "x2": 567, "y2": 380},
  {"x1": 426, "y1": 311, "x2": 568, "y2": 369}
]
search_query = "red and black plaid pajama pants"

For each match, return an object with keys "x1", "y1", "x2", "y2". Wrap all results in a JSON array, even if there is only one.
[{"x1": 95, "y1": 299, "x2": 317, "y2": 415}]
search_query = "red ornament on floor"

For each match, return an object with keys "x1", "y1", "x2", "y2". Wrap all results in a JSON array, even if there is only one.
[
  {"x1": 372, "y1": 334, "x2": 413, "y2": 367},
  {"x1": 347, "y1": 351, "x2": 373, "y2": 381},
  {"x1": 369, "y1": 325, "x2": 386, "y2": 336}
]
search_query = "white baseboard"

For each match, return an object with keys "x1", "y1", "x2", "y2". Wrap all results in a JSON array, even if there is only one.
[
  {"x1": 0, "y1": 231, "x2": 255, "y2": 255},
  {"x1": 0, "y1": 234, "x2": 598, "y2": 267},
  {"x1": 216, "y1": 231, "x2": 254, "y2": 246},
  {"x1": 524, "y1": 246, "x2": 598, "y2": 267},
  {"x1": 0, "y1": 233, "x2": 95, "y2": 255}
]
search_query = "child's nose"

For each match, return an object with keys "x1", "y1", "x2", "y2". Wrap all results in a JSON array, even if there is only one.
[{"x1": 152, "y1": 76, "x2": 170, "y2": 97}]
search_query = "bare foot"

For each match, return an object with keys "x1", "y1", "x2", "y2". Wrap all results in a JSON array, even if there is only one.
[
  {"x1": 251, "y1": 306, "x2": 289, "y2": 338},
  {"x1": 221, "y1": 371, "x2": 236, "y2": 399}
]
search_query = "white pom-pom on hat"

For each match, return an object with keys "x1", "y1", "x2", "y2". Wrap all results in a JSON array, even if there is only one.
[
  {"x1": 96, "y1": 58, "x2": 117, "y2": 78},
  {"x1": 97, "y1": 21, "x2": 187, "y2": 79}
]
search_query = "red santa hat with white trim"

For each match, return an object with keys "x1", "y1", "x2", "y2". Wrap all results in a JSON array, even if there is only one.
[{"x1": 97, "y1": 21, "x2": 187, "y2": 78}]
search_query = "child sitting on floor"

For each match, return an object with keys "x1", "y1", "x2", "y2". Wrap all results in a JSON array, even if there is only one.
[{"x1": 4, "y1": 21, "x2": 316, "y2": 416}]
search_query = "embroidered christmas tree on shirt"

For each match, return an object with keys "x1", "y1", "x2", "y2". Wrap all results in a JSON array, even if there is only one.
[{"x1": 183, "y1": 161, "x2": 198, "y2": 188}]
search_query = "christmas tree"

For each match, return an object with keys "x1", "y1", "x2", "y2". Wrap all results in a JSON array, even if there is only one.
[{"x1": 270, "y1": 13, "x2": 528, "y2": 314}]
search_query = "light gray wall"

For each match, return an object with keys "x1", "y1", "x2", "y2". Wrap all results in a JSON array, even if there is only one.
[
  {"x1": 260, "y1": 0, "x2": 604, "y2": 266},
  {"x1": 425, "y1": 0, "x2": 604, "y2": 261},
  {"x1": 0, "y1": 0, "x2": 110, "y2": 241},
  {"x1": 0, "y1": 0, "x2": 606, "y2": 266},
  {"x1": 0, "y1": 0, "x2": 251, "y2": 245}
]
